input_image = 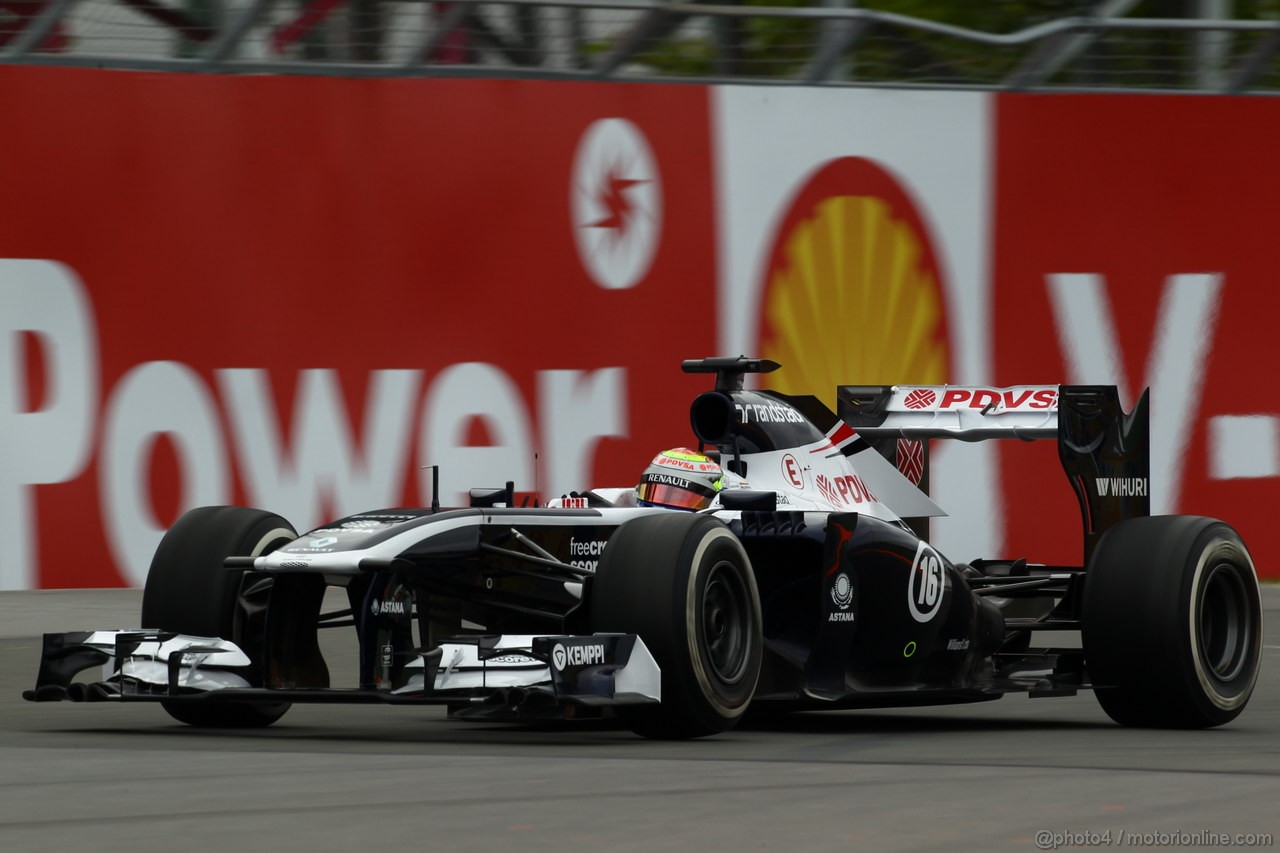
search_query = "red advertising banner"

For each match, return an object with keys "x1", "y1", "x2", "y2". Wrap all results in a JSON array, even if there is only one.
[
  {"x1": 994, "y1": 93, "x2": 1280, "y2": 575},
  {"x1": 0, "y1": 67, "x2": 716, "y2": 588},
  {"x1": 2, "y1": 69, "x2": 1277, "y2": 589}
]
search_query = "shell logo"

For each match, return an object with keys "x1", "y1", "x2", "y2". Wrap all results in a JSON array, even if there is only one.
[{"x1": 758, "y1": 157, "x2": 952, "y2": 409}]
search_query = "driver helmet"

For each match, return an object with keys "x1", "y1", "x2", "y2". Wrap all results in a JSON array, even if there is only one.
[{"x1": 635, "y1": 448, "x2": 726, "y2": 511}]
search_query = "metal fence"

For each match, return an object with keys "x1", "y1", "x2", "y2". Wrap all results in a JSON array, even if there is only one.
[{"x1": 2, "y1": 0, "x2": 1280, "y2": 92}]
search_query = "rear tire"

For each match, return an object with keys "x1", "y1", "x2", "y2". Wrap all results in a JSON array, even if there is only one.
[
  {"x1": 591, "y1": 513, "x2": 762, "y2": 739},
  {"x1": 1083, "y1": 515, "x2": 1262, "y2": 728},
  {"x1": 141, "y1": 506, "x2": 297, "y2": 728}
]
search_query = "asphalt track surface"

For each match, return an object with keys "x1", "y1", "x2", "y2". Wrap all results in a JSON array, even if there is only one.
[{"x1": 2, "y1": 588, "x2": 1278, "y2": 852}]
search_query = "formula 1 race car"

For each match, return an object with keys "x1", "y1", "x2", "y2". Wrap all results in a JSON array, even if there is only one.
[{"x1": 25, "y1": 358, "x2": 1264, "y2": 737}]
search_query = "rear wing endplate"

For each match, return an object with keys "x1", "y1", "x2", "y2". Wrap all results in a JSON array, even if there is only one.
[{"x1": 838, "y1": 384, "x2": 1150, "y2": 562}]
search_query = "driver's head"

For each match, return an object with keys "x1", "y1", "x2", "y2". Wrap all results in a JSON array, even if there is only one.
[{"x1": 635, "y1": 448, "x2": 726, "y2": 511}]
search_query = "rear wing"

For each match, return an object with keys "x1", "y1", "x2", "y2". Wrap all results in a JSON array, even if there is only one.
[{"x1": 838, "y1": 384, "x2": 1150, "y2": 563}]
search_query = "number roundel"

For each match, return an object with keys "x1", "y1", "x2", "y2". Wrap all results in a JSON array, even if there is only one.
[{"x1": 907, "y1": 541, "x2": 944, "y2": 623}]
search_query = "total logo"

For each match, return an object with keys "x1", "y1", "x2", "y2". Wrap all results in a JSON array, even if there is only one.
[{"x1": 551, "y1": 642, "x2": 607, "y2": 670}]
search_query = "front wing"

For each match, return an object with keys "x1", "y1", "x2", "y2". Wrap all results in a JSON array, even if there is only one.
[{"x1": 24, "y1": 630, "x2": 660, "y2": 720}]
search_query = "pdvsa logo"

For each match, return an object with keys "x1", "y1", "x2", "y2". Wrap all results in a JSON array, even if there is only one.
[
  {"x1": 571, "y1": 118, "x2": 663, "y2": 291},
  {"x1": 903, "y1": 389, "x2": 937, "y2": 410},
  {"x1": 817, "y1": 472, "x2": 877, "y2": 507},
  {"x1": 758, "y1": 157, "x2": 952, "y2": 406},
  {"x1": 933, "y1": 387, "x2": 1057, "y2": 411},
  {"x1": 897, "y1": 438, "x2": 924, "y2": 485}
]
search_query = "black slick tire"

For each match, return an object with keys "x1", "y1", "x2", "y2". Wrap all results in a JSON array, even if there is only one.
[
  {"x1": 591, "y1": 513, "x2": 762, "y2": 739},
  {"x1": 1083, "y1": 515, "x2": 1262, "y2": 728},
  {"x1": 141, "y1": 506, "x2": 297, "y2": 728}
]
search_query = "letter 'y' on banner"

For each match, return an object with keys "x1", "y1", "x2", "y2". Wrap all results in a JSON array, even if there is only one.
[{"x1": 1046, "y1": 272, "x2": 1223, "y2": 515}]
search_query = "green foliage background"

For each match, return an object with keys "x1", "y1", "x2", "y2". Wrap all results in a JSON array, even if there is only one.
[{"x1": 624, "y1": 0, "x2": 1280, "y2": 83}]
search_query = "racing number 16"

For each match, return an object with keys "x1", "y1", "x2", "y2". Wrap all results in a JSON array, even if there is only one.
[
  {"x1": 918, "y1": 554, "x2": 941, "y2": 607},
  {"x1": 908, "y1": 545, "x2": 944, "y2": 623}
]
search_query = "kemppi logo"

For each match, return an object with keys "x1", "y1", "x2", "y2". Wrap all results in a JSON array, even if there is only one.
[{"x1": 551, "y1": 642, "x2": 606, "y2": 670}]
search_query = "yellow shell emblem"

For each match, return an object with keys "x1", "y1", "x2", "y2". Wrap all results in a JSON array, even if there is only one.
[{"x1": 758, "y1": 158, "x2": 951, "y2": 407}]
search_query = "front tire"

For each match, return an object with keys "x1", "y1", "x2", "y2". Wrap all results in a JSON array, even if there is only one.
[
  {"x1": 141, "y1": 506, "x2": 297, "y2": 728},
  {"x1": 591, "y1": 513, "x2": 762, "y2": 739},
  {"x1": 1083, "y1": 515, "x2": 1263, "y2": 728}
]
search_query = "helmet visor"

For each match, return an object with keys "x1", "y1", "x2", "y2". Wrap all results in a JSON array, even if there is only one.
[{"x1": 636, "y1": 481, "x2": 713, "y2": 511}]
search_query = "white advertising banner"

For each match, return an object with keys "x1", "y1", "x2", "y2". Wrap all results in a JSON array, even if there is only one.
[{"x1": 711, "y1": 87, "x2": 999, "y2": 559}]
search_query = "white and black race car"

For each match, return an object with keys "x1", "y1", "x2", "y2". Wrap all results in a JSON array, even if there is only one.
[{"x1": 25, "y1": 358, "x2": 1264, "y2": 738}]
